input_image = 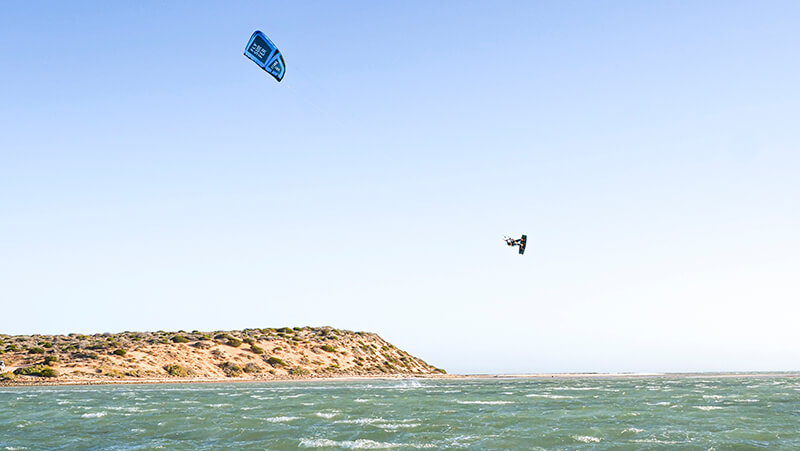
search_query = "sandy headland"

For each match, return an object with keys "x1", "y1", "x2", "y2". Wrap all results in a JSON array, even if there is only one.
[
  {"x1": 2, "y1": 328, "x2": 797, "y2": 387},
  {"x1": 0, "y1": 327, "x2": 445, "y2": 386}
]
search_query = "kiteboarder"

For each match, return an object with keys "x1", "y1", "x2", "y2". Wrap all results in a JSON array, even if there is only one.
[{"x1": 504, "y1": 235, "x2": 527, "y2": 255}]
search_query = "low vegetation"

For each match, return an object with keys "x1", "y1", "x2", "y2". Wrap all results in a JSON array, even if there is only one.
[
  {"x1": 14, "y1": 365, "x2": 58, "y2": 378},
  {"x1": 219, "y1": 362, "x2": 243, "y2": 377},
  {"x1": 163, "y1": 364, "x2": 193, "y2": 377}
]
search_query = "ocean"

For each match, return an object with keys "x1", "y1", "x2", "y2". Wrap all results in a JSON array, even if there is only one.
[{"x1": 2, "y1": 376, "x2": 799, "y2": 449}]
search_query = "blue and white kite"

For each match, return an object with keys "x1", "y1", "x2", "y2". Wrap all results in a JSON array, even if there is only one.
[{"x1": 244, "y1": 30, "x2": 285, "y2": 82}]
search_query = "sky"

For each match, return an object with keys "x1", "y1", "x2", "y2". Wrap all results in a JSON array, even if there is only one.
[{"x1": 1, "y1": 1, "x2": 799, "y2": 374}]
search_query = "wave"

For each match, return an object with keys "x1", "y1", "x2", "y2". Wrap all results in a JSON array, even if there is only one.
[
  {"x1": 334, "y1": 417, "x2": 386, "y2": 425},
  {"x1": 456, "y1": 400, "x2": 515, "y2": 405},
  {"x1": 265, "y1": 416, "x2": 300, "y2": 423},
  {"x1": 646, "y1": 401, "x2": 671, "y2": 406},
  {"x1": 525, "y1": 394, "x2": 574, "y2": 399},
  {"x1": 573, "y1": 435, "x2": 601, "y2": 443},
  {"x1": 299, "y1": 438, "x2": 434, "y2": 449}
]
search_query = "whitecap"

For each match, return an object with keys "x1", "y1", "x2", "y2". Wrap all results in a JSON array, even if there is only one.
[
  {"x1": 525, "y1": 394, "x2": 574, "y2": 399},
  {"x1": 375, "y1": 422, "x2": 420, "y2": 430},
  {"x1": 265, "y1": 416, "x2": 299, "y2": 423},
  {"x1": 335, "y1": 417, "x2": 385, "y2": 425},
  {"x1": 316, "y1": 411, "x2": 339, "y2": 419},
  {"x1": 694, "y1": 406, "x2": 723, "y2": 411},
  {"x1": 299, "y1": 438, "x2": 434, "y2": 449},
  {"x1": 81, "y1": 412, "x2": 107, "y2": 418},
  {"x1": 456, "y1": 400, "x2": 515, "y2": 405},
  {"x1": 354, "y1": 398, "x2": 369, "y2": 403},
  {"x1": 633, "y1": 438, "x2": 680, "y2": 444},
  {"x1": 646, "y1": 401, "x2": 671, "y2": 406},
  {"x1": 573, "y1": 435, "x2": 601, "y2": 443}
]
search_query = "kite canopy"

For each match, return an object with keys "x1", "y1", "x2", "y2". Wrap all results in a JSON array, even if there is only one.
[{"x1": 244, "y1": 30, "x2": 285, "y2": 82}]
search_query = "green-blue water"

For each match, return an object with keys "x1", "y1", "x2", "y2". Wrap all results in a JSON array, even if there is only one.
[{"x1": 2, "y1": 377, "x2": 799, "y2": 449}]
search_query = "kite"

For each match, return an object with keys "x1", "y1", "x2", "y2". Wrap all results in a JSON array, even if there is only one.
[{"x1": 244, "y1": 30, "x2": 285, "y2": 82}]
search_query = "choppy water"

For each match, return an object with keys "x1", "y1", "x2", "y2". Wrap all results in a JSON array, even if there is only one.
[{"x1": 2, "y1": 377, "x2": 799, "y2": 449}]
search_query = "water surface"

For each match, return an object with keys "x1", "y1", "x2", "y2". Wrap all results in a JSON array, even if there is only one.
[{"x1": 2, "y1": 377, "x2": 799, "y2": 449}]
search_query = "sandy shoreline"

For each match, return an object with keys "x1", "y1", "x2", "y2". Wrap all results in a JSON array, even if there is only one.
[{"x1": 3, "y1": 372, "x2": 799, "y2": 387}]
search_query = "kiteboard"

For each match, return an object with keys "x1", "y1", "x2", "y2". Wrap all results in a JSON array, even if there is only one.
[{"x1": 519, "y1": 235, "x2": 527, "y2": 255}]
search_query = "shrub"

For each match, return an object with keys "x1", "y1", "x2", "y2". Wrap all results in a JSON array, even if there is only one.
[
  {"x1": 266, "y1": 356, "x2": 286, "y2": 367},
  {"x1": 192, "y1": 341, "x2": 212, "y2": 349},
  {"x1": 0, "y1": 371, "x2": 16, "y2": 380},
  {"x1": 289, "y1": 367, "x2": 309, "y2": 376},
  {"x1": 99, "y1": 367, "x2": 125, "y2": 378},
  {"x1": 243, "y1": 363, "x2": 261, "y2": 374},
  {"x1": 28, "y1": 347, "x2": 46, "y2": 354},
  {"x1": 113, "y1": 349, "x2": 127, "y2": 356},
  {"x1": 43, "y1": 355, "x2": 59, "y2": 365},
  {"x1": 434, "y1": 368, "x2": 447, "y2": 374},
  {"x1": 218, "y1": 362, "x2": 243, "y2": 377},
  {"x1": 278, "y1": 327, "x2": 293, "y2": 334},
  {"x1": 226, "y1": 338, "x2": 242, "y2": 348},
  {"x1": 171, "y1": 335, "x2": 189, "y2": 343},
  {"x1": 163, "y1": 364, "x2": 193, "y2": 377},
  {"x1": 321, "y1": 345, "x2": 336, "y2": 353},
  {"x1": 42, "y1": 342, "x2": 53, "y2": 348},
  {"x1": 250, "y1": 344, "x2": 264, "y2": 355},
  {"x1": 243, "y1": 337, "x2": 255, "y2": 345},
  {"x1": 72, "y1": 351, "x2": 99, "y2": 360},
  {"x1": 14, "y1": 365, "x2": 58, "y2": 378}
]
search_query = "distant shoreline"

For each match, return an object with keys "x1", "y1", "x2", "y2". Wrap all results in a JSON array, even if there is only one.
[{"x1": 3, "y1": 372, "x2": 798, "y2": 387}]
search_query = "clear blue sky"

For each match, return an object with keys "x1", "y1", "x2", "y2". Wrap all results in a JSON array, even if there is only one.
[{"x1": 2, "y1": 1, "x2": 799, "y2": 374}]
